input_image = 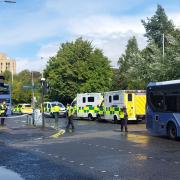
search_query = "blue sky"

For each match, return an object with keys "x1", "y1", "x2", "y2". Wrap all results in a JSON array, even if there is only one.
[{"x1": 0, "y1": 0, "x2": 179, "y2": 72}]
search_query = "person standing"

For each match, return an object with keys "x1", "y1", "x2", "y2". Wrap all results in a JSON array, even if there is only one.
[
  {"x1": 0, "y1": 101, "x2": 7, "y2": 126},
  {"x1": 51, "y1": 104, "x2": 60, "y2": 130},
  {"x1": 66, "y1": 104, "x2": 75, "y2": 130},
  {"x1": 120, "y1": 106, "x2": 128, "y2": 132}
]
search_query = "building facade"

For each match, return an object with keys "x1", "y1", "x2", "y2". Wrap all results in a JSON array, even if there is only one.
[{"x1": 0, "y1": 53, "x2": 16, "y2": 74}]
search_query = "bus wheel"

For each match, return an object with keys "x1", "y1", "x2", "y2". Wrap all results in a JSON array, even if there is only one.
[
  {"x1": 167, "y1": 123, "x2": 177, "y2": 140},
  {"x1": 88, "y1": 114, "x2": 93, "y2": 121}
]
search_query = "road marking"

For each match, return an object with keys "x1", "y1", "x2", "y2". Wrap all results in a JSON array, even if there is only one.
[
  {"x1": 148, "y1": 157, "x2": 153, "y2": 159},
  {"x1": 80, "y1": 163, "x2": 84, "y2": 166},
  {"x1": 175, "y1": 161, "x2": 180, "y2": 164},
  {"x1": 101, "y1": 170, "x2": 106, "y2": 173},
  {"x1": 96, "y1": 145, "x2": 99, "y2": 147},
  {"x1": 114, "y1": 175, "x2": 119, "y2": 177},
  {"x1": 62, "y1": 158, "x2": 66, "y2": 160},
  {"x1": 89, "y1": 167, "x2": 94, "y2": 169},
  {"x1": 111, "y1": 148, "x2": 114, "y2": 150},
  {"x1": 51, "y1": 129, "x2": 65, "y2": 138},
  {"x1": 128, "y1": 152, "x2": 132, "y2": 154},
  {"x1": 161, "y1": 159, "x2": 166, "y2": 162},
  {"x1": 69, "y1": 161, "x2": 75, "y2": 163},
  {"x1": 118, "y1": 150, "x2": 122, "y2": 151},
  {"x1": 55, "y1": 156, "x2": 59, "y2": 158},
  {"x1": 48, "y1": 154, "x2": 52, "y2": 156},
  {"x1": 103, "y1": 146, "x2": 106, "y2": 148},
  {"x1": 88, "y1": 144, "x2": 92, "y2": 146}
]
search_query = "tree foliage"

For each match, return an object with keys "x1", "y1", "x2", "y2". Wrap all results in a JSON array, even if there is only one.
[
  {"x1": 44, "y1": 38, "x2": 112, "y2": 103},
  {"x1": 114, "y1": 5, "x2": 180, "y2": 90}
]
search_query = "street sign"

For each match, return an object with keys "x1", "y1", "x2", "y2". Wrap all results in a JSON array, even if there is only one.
[{"x1": 23, "y1": 86, "x2": 40, "y2": 90}]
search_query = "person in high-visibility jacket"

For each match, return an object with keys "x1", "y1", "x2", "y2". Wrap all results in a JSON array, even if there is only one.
[
  {"x1": 120, "y1": 106, "x2": 128, "y2": 132},
  {"x1": 51, "y1": 104, "x2": 60, "y2": 129},
  {"x1": 0, "y1": 101, "x2": 7, "y2": 126},
  {"x1": 66, "y1": 104, "x2": 75, "y2": 130}
]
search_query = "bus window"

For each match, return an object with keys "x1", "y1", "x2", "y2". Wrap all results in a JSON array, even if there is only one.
[
  {"x1": 109, "y1": 96, "x2": 112, "y2": 103},
  {"x1": 165, "y1": 95, "x2": 180, "y2": 113},
  {"x1": 149, "y1": 93, "x2": 164, "y2": 112}
]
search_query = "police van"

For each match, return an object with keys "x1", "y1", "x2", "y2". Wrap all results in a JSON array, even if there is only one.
[
  {"x1": 103, "y1": 90, "x2": 146, "y2": 123},
  {"x1": 71, "y1": 93, "x2": 103, "y2": 120},
  {"x1": 44, "y1": 101, "x2": 66, "y2": 117}
]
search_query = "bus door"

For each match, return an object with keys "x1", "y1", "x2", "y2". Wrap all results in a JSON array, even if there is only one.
[{"x1": 125, "y1": 93, "x2": 136, "y2": 120}]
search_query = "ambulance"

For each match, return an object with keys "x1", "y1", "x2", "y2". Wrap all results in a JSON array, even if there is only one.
[
  {"x1": 71, "y1": 93, "x2": 103, "y2": 120},
  {"x1": 103, "y1": 90, "x2": 146, "y2": 123}
]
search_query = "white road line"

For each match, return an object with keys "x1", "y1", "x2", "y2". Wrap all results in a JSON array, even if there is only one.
[
  {"x1": 48, "y1": 154, "x2": 52, "y2": 156},
  {"x1": 111, "y1": 148, "x2": 114, "y2": 150},
  {"x1": 55, "y1": 156, "x2": 59, "y2": 158},
  {"x1": 175, "y1": 161, "x2": 180, "y2": 164},
  {"x1": 80, "y1": 163, "x2": 84, "y2": 166},
  {"x1": 69, "y1": 161, "x2": 75, "y2": 163},
  {"x1": 114, "y1": 175, "x2": 119, "y2": 177},
  {"x1": 96, "y1": 145, "x2": 99, "y2": 147},
  {"x1": 148, "y1": 157, "x2": 153, "y2": 159},
  {"x1": 89, "y1": 167, "x2": 94, "y2": 169},
  {"x1": 128, "y1": 152, "x2": 132, "y2": 154},
  {"x1": 101, "y1": 170, "x2": 106, "y2": 173}
]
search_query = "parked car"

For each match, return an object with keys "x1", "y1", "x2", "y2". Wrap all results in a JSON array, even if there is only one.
[
  {"x1": 44, "y1": 101, "x2": 67, "y2": 117},
  {"x1": 12, "y1": 104, "x2": 33, "y2": 114}
]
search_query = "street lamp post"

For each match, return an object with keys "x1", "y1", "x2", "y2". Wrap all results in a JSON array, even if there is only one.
[
  {"x1": 0, "y1": 0, "x2": 16, "y2": 3},
  {"x1": 41, "y1": 77, "x2": 45, "y2": 128}
]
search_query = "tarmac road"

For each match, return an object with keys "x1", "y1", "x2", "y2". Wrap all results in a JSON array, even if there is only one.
[{"x1": 0, "y1": 116, "x2": 180, "y2": 180}]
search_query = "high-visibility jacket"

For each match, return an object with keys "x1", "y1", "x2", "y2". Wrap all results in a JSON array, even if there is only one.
[
  {"x1": 51, "y1": 105, "x2": 60, "y2": 113},
  {"x1": 68, "y1": 106, "x2": 75, "y2": 117},
  {"x1": 120, "y1": 110, "x2": 124, "y2": 119},
  {"x1": 0, "y1": 104, "x2": 7, "y2": 116}
]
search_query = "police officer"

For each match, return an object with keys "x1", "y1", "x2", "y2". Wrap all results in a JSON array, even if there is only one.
[
  {"x1": 120, "y1": 106, "x2": 128, "y2": 132},
  {"x1": 51, "y1": 104, "x2": 60, "y2": 130},
  {"x1": 66, "y1": 104, "x2": 75, "y2": 130},
  {"x1": 0, "y1": 101, "x2": 7, "y2": 126}
]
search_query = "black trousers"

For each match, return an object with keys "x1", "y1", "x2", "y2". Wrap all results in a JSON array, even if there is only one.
[
  {"x1": 1, "y1": 118, "x2": 5, "y2": 125},
  {"x1": 121, "y1": 118, "x2": 128, "y2": 131},
  {"x1": 66, "y1": 116, "x2": 74, "y2": 129}
]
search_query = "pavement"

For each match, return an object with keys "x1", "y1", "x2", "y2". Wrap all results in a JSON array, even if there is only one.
[{"x1": 0, "y1": 117, "x2": 180, "y2": 180}]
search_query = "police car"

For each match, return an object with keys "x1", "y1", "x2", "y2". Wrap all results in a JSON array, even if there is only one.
[{"x1": 44, "y1": 101, "x2": 67, "y2": 117}]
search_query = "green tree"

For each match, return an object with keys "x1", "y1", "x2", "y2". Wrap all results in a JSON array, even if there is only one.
[
  {"x1": 118, "y1": 36, "x2": 142, "y2": 89},
  {"x1": 142, "y1": 4, "x2": 174, "y2": 47},
  {"x1": 44, "y1": 38, "x2": 112, "y2": 103}
]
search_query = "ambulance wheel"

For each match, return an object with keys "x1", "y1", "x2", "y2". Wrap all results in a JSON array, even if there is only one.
[
  {"x1": 167, "y1": 122, "x2": 177, "y2": 140},
  {"x1": 88, "y1": 114, "x2": 94, "y2": 121},
  {"x1": 113, "y1": 116, "x2": 118, "y2": 124}
]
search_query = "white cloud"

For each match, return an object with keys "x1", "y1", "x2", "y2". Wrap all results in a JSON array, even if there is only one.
[
  {"x1": 16, "y1": 57, "x2": 46, "y2": 73},
  {"x1": 68, "y1": 15, "x2": 145, "y2": 36},
  {"x1": 37, "y1": 43, "x2": 59, "y2": 59},
  {"x1": 68, "y1": 15, "x2": 147, "y2": 67}
]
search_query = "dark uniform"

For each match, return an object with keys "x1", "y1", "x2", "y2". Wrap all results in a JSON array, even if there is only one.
[{"x1": 120, "y1": 106, "x2": 128, "y2": 132}]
